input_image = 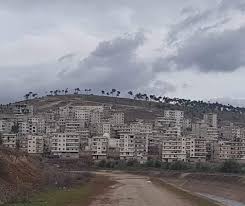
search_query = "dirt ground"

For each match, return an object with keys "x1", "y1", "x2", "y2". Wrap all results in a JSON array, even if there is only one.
[{"x1": 89, "y1": 172, "x2": 219, "y2": 206}]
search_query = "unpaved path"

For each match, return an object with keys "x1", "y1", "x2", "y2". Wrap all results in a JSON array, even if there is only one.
[{"x1": 89, "y1": 172, "x2": 218, "y2": 206}]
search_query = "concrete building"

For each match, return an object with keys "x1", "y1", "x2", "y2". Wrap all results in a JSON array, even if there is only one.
[
  {"x1": 27, "y1": 135, "x2": 44, "y2": 154},
  {"x1": 164, "y1": 110, "x2": 184, "y2": 126},
  {"x1": 91, "y1": 133, "x2": 109, "y2": 160},
  {"x1": 134, "y1": 133, "x2": 149, "y2": 163},
  {"x1": 187, "y1": 137, "x2": 207, "y2": 162},
  {"x1": 162, "y1": 137, "x2": 186, "y2": 162},
  {"x1": 110, "y1": 113, "x2": 124, "y2": 125},
  {"x1": 119, "y1": 133, "x2": 135, "y2": 160},
  {"x1": 51, "y1": 133, "x2": 80, "y2": 158},
  {"x1": 2, "y1": 134, "x2": 17, "y2": 149},
  {"x1": 130, "y1": 120, "x2": 152, "y2": 134},
  {"x1": 204, "y1": 113, "x2": 217, "y2": 128}
]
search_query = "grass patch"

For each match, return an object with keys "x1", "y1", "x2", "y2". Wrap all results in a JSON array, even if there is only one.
[
  {"x1": 4, "y1": 175, "x2": 114, "y2": 206},
  {"x1": 151, "y1": 178, "x2": 221, "y2": 206}
]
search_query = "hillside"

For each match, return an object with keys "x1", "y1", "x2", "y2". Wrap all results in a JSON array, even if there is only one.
[
  {"x1": 0, "y1": 148, "x2": 42, "y2": 203},
  {"x1": 17, "y1": 94, "x2": 245, "y2": 125}
]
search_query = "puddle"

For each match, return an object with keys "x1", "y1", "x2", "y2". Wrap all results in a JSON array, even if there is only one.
[{"x1": 197, "y1": 193, "x2": 245, "y2": 206}]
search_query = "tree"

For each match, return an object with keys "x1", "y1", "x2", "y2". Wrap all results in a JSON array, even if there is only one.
[
  {"x1": 65, "y1": 88, "x2": 68, "y2": 95},
  {"x1": 220, "y1": 160, "x2": 241, "y2": 173},
  {"x1": 110, "y1": 88, "x2": 116, "y2": 96},
  {"x1": 24, "y1": 94, "x2": 29, "y2": 101},
  {"x1": 101, "y1": 90, "x2": 105, "y2": 95},
  {"x1": 128, "y1": 91, "x2": 133, "y2": 97},
  {"x1": 32, "y1": 93, "x2": 38, "y2": 98},
  {"x1": 116, "y1": 91, "x2": 120, "y2": 97},
  {"x1": 50, "y1": 91, "x2": 53, "y2": 95}
]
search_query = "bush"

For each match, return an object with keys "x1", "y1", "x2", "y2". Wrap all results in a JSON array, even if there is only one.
[
  {"x1": 219, "y1": 160, "x2": 241, "y2": 173},
  {"x1": 97, "y1": 159, "x2": 106, "y2": 168},
  {"x1": 126, "y1": 159, "x2": 140, "y2": 167},
  {"x1": 169, "y1": 161, "x2": 189, "y2": 171}
]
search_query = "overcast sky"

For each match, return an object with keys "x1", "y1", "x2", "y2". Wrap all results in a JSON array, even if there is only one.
[{"x1": 1, "y1": 0, "x2": 245, "y2": 104}]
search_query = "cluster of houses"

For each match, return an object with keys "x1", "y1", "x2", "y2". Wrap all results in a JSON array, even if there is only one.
[{"x1": 0, "y1": 103, "x2": 245, "y2": 163}]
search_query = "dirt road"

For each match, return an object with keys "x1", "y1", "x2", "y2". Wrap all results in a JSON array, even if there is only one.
[{"x1": 89, "y1": 172, "x2": 218, "y2": 206}]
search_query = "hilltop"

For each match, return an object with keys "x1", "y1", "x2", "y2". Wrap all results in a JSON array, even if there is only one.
[{"x1": 14, "y1": 94, "x2": 245, "y2": 125}]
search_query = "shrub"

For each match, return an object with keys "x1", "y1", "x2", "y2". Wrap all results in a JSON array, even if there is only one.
[
  {"x1": 169, "y1": 161, "x2": 189, "y2": 171},
  {"x1": 219, "y1": 160, "x2": 241, "y2": 173}
]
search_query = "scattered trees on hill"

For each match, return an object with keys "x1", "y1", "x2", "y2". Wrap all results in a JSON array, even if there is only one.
[{"x1": 23, "y1": 87, "x2": 245, "y2": 115}]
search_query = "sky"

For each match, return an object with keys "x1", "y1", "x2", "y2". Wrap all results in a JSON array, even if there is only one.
[{"x1": 1, "y1": 0, "x2": 245, "y2": 105}]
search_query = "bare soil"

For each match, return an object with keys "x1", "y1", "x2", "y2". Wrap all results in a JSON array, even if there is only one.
[{"x1": 89, "y1": 172, "x2": 220, "y2": 206}]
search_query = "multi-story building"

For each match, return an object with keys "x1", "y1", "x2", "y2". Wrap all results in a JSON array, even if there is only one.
[
  {"x1": 19, "y1": 121, "x2": 29, "y2": 134},
  {"x1": 187, "y1": 136, "x2": 207, "y2": 162},
  {"x1": 110, "y1": 113, "x2": 124, "y2": 125},
  {"x1": 65, "y1": 121, "x2": 85, "y2": 133},
  {"x1": 130, "y1": 120, "x2": 152, "y2": 134},
  {"x1": 2, "y1": 134, "x2": 17, "y2": 149},
  {"x1": 119, "y1": 133, "x2": 135, "y2": 160},
  {"x1": 204, "y1": 113, "x2": 217, "y2": 128},
  {"x1": 90, "y1": 134, "x2": 109, "y2": 160},
  {"x1": 51, "y1": 133, "x2": 80, "y2": 158},
  {"x1": 162, "y1": 137, "x2": 186, "y2": 162},
  {"x1": 164, "y1": 110, "x2": 184, "y2": 126},
  {"x1": 135, "y1": 133, "x2": 149, "y2": 163},
  {"x1": 27, "y1": 135, "x2": 44, "y2": 154},
  {"x1": 164, "y1": 126, "x2": 182, "y2": 139},
  {"x1": 0, "y1": 120, "x2": 14, "y2": 133}
]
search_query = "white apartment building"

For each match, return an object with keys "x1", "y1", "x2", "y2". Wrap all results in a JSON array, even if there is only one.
[
  {"x1": 113, "y1": 124, "x2": 130, "y2": 133},
  {"x1": 214, "y1": 138, "x2": 245, "y2": 161},
  {"x1": 28, "y1": 117, "x2": 46, "y2": 134},
  {"x1": 51, "y1": 133, "x2": 80, "y2": 158},
  {"x1": 90, "y1": 111, "x2": 102, "y2": 124},
  {"x1": 204, "y1": 113, "x2": 217, "y2": 128},
  {"x1": 119, "y1": 133, "x2": 135, "y2": 160},
  {"x1": 187, "y1": 137, "x2": 207, "y2": 162},
  {"x1": 130, "y1": 120, "x2": 152, "y2": 134},
  {"x1": 65, "y1": 121, "x2": 85, "y2": 133},
  {"x1": 97, "y1": 123, "x2": 112, "y2": 135},
  {"x1": 74, "y1": 110, "x2": 91, "y2": 122},
  {"x1": 192, "y1": 121, "x2": 208, "y2": 138},
  {"x1": 0, "y1": 120, "x2": 3, "y2": 133},
  {"x1": 162, "y1": 137, "x2": 186, "y2": 162},
  {"x1": 110, "y1": 113, "x2": 124, "y2": 125},
  {"x1": 214, "y1": 141, "x2": 231, "y2": 160},
  {"x1": 73, "y1": 105, "x2": 104, "y2": 112},
  {"x1": 91, "y1": 134, "x2": 109, "y2": 160},
  {"x1": 0, "y1": 120, "x2": 14, "y2": 133},
  {"x1": 207, "y1": 127, "x2": 219, "y2": 140},
  {"x1": 163, "y1": 126, "x2": 181, "y2": 139},
  {"x1": 2, "y1": 134, "x2": 17, "y2": 149},
  {"x1": 19, "y1": 121, "x2": 29, "y2": 134},
  {"x1": 164, "y1": 110, "x2": 184, "y2": 125},
  {"x1": 135, "y1": 133, "x2": 149, "y2": 163},
  {"x1": 27, "y1": 135, "x2": 44, "y2": 154},
  {"x1": 154, "y1": 116, "x2": 177, "y2": 128}
]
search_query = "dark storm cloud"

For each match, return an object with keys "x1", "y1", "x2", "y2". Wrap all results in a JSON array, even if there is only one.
[
  {"x1": 155, "y1": 26, "x2": 245, "y2": 73},
  {"x1": 169, "y1": 27, "x2": 245, "y2": 72},
  {"x1": 60, "y1": 32, "x2": 155, "y2": 91},
  {"x1": 154, "y1": 0, "x2": 245, "y2": 73}
]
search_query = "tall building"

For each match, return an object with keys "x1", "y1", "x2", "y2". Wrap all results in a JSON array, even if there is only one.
[
  {"x1": 204, "y1": 113, "x2": 217, "y2": 128},
  {"x1": 164, "y1": 110, "x2": 184, "y2": 126}
]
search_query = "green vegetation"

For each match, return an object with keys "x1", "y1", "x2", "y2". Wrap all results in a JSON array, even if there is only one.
[
  {"x1": 4, "y1": 184, "x2": 91, "y2": 206},
  {"x1": 96, "y1": 159, "x2": 245, "y2": 174}
]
